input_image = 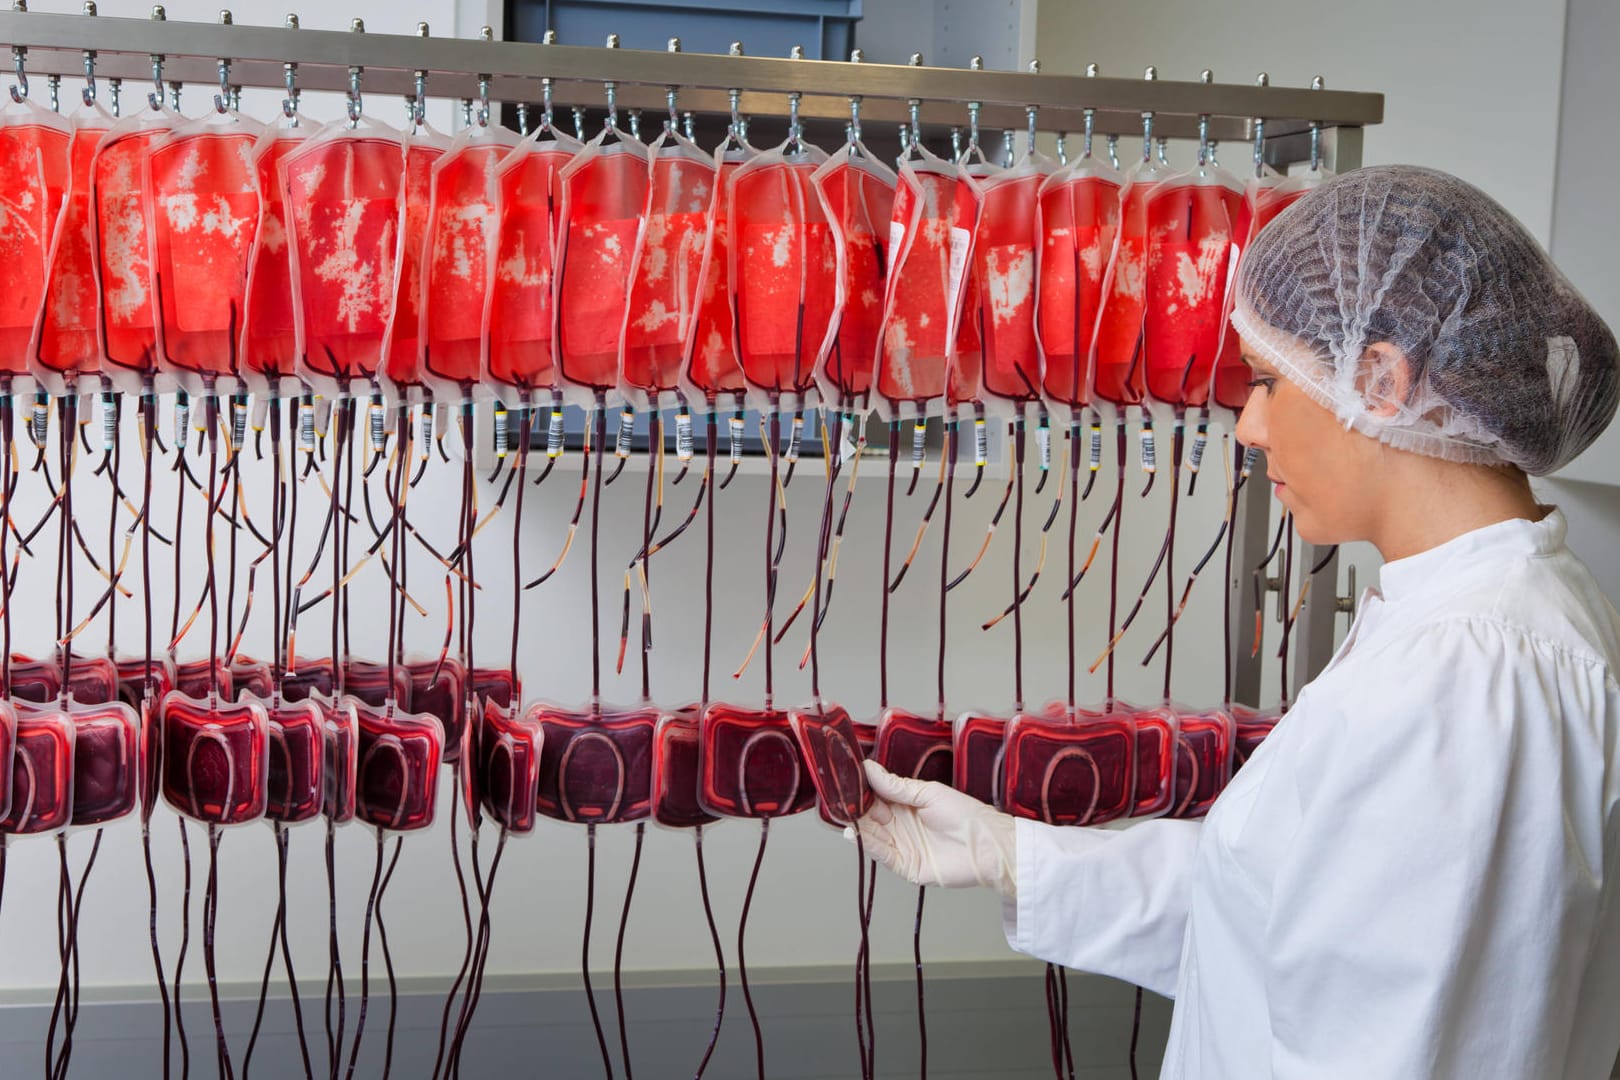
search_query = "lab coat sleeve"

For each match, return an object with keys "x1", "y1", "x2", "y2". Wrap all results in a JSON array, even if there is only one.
[
  {"x1": 1264, "y1": 617, "x2": 1613, "y2": 1079},
  {"x1": 1003, "y1": 815, "x2": 1203, "y2": 997}
]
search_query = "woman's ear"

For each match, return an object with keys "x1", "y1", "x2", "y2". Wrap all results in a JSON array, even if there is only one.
[{"x1": 1358, "y1": 342, "x2": 1415, "y2": 417}]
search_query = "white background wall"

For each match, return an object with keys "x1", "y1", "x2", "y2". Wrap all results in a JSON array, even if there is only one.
[{"x1": 0, "y1": 0, "x2": 1615, "y2": 1014}]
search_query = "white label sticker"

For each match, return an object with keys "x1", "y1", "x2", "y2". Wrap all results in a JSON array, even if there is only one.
[
  {"x1": 1187, "y1": 428, "x2": 1208, "y2": 474},
  {"x1": 1088, "y1": 423, "x2": 1103, "y2": 472},
  {"x1": 785, "y1": 416, "x2": 804, "y2": 463},
  {"x1": 423, "y1": 407, "x2": 437, "y2": 459},
  {"x1": 974, "y1": 418, "x2": 989, "y2": 466},
  {"x1": 911, "y1": 418, "x2": 928, "y2": 467},
  {"x1": 494, "y1": 408, "x2": 509, "y2": 458},
  {"x1": 102, "y1": 395, "x2": 117, "y2": 452},
  {"x1": 729, "y1": 416, "x2": 745, "y2": 463},
  {"x1": 1241, "y1": 445, "x2": 1260, "y2": 480},
  {"x1": 300, "y1": 404, "x2": 316, "y2": 453},
  {"x1": 1139, "y1": 426, "x2": 1157, "y2": 473},
  {"x1": 675, "y1": 413, "x2": 694, "y2": 461},
  {"x1": 1036, "y1": 425, "x2": 1052, "y2": 471},
  {"x1": 615, "y1": 410, "x2": 635, "y2": 459}
]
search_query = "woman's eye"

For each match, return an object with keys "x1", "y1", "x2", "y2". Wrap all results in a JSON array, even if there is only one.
[{"x1": 1246, "y1": 377, "x2": 1277, "y2": 394}]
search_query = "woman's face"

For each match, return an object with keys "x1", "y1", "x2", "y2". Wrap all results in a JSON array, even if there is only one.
[{"x1": 1233, "y1": 340, "x2": 1386, "y2": 545}]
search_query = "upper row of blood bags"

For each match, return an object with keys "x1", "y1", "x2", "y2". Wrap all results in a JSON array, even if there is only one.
[{"x1": 0, "y1": 90, "x2": 1319, "y2": 418}]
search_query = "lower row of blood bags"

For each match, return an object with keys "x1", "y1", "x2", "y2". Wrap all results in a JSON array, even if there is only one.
[{"x1": 0, "y1": 84, "x2": 1319, "y2": 1077}]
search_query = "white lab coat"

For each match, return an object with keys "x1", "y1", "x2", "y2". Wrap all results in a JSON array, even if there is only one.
[{"x1": 1004, "y1": 510, "x2": 1620, "y2": 1078}]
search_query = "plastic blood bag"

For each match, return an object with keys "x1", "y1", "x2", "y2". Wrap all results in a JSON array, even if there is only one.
[
  {"x1": 146, "y1": 109, "x2": 266, "y2": 396},
  {"x1": 652, "y1": 709, "x2": 715, "y2": 829},
  {"x1": 1000, "y1": 707, "x2": 1134, "y2": 826},
  {"x1": 65, "y1": 701, "x2": 142, "y2": 827},
  {"x1": 240, "y1": 122, "x2": 308, "y2": 396},
  {"x1": 1123, "y1": 701, "x2": 1178, "y2": 819},
  {"x1": 809, "y1": 134, "x2": 896, "y2": 411},
  {"x1": 699, "y1": 703, "x2": 815, "y2": 819},
  {"x1": 789, "y1": 704, "x2": 872, "y2": 828},
  {"x1": 63, "y1": 654, "x2": 118, "y2": 705},
  {"x1": 342, "y1": 659, "x2": 412, "y2": 711},
  {"x1": 1036, "y1": 154, "x2": 1121, "y2": 415},
  {"x1": 0, "y1": 699, "x2": 12, "y2": 822},
  {"x1": 485, "y1": 124, "x2": 580, "y2": 397},
  {"x1": 376, "y1": 120, "x2": 449, "y2": 399},
  {"x1": 1141, "y1": 170, "x2": 1243, "y2": 409},
  {"x1": 1089, "y1": 148, "x2": 1178, "y2": 411},
  {"x1": 407, "y1": 656, "x2": 467, "y2": 764},
  {"x1": 91, "y1": 101, "x2": 181, "y2": 396},
  {"x1": 116, "y1": 656, "x2": 175, "y2": 712},
  {"x1": 266, "y1": 699, "x2": 324, "y2": 824},
  {"x1": 279, "y1": 657, "x2": 335, "y2": 703},
  {"x1": 874, "y1": 709, "x2": 953, "y2": 786},
  {"x1": 160, "y1": 690, "x2": 270, "y2": 826},
  {"x1": 280, "y1": 116, "x2": 405, "y2": 401},
  {"x1": 2, "y1": 707, "x2": 72, "y2": 835},
  {"x1": 728, "y1": 130, "x2": 836, "y2": 404},
  {"x1": 10, "y1": 656, "x2": 61, "y2": 703},
  {"x1": 352, "y1": 698, "x2": 443, "y2": 832},
  {"x1": 175, "y1": 659, "x2": 233, "y2": 701},
  {"x1": 322, "y1": 696, "x2": 359, "y2": 824},
  {"x1": 554, "y1": 114, "x2": 649, "y2": 399},
  {"x1": 620, "y1": 116, "x2": 714, "y2": 411},
  {"x1": 1167, "y1": 706, "x2": 1233, "y2": 819},
  {"x1": 229, "y1": 657, "x2": 275, "y2": 702},
  {"x1": 1231, "y1": 704, "x2": 1280, "y2": 770},
  {"x1": 533, "y1": 703, "x2": 657, "y2": 824},
  {"x1": 470, "y1": 667, "x2": 519, "y2": 712},
  {"x1": 418, "y1": 121, "x2": 519, "y2": 401},
  {"x1": 25, "y1": 96, "x2": 96, "y2": 395},
  {"x1": 681, "y1": 125, "x2": 755, "y2": 409},
  {"x1": 478, "y1": 698, "x2": 542, "y2": 834}
]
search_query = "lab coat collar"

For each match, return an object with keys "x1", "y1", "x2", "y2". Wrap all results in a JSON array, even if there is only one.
[{"x1": 1377, "y1": 507, "x2": 1565, "y2": 603}]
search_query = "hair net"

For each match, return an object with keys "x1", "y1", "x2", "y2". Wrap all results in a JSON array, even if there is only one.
[{"x1": 1229, "y1": 165, "x2": 1618, "y2": 475}]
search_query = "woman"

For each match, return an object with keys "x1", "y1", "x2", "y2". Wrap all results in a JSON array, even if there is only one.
[{"x1": 854, "y1": 165, "x2": 1620, "y2": 1078}]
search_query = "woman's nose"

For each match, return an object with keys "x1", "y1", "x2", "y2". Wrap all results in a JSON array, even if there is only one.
[{"x1": 1235, "y1": 394, "x2": 1266, "y2": 450}]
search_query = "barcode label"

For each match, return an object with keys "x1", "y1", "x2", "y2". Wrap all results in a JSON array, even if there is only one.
[
  {"x1": 1139, "y1": 424, "x2": 1157, "y2": 473},
  {"x1": 729, "y1": 415, "x2": 744, "y2": 463},
  {"x1": 911, "y1": 418, "x2": 927, "y2": 467},
  {"x1": 675, "y1": 412, "x2": 694, "y2": 460},
  {"x1": 1035, "y1": 424, "x2": 1051, "y2": 471},
  {"x1": 785, "y1": 415, "x2": 804, "y2": 462},
  {"x1": 1187, "y1": 423, "x2": 1208, "y2": 474},
  {"x1": 494, "y1": 406, "x2": 509, "y2": 458},
  {"x1": 369, "y1": 399, "x2": 386, "y2": 454},
  {"x1": 974, "y1": 418, "x2": 988, "y2": 465},
  {"x1": 300, "y1": 402, "x2": 315, "y2": 452},
  {"x1": 231, "y1": 399, "x2": 247, "y2": 451},
  {"x1": 101, "y1": 394, "x2": 116, "y2": 451},
  {"x1": 547, "y1": 408, "x2": 565, "y2": 458},
  {"x1": 1241, "y1": 445, "x2": 1260, "y2": 480},
  {"x1": 173, "y1": 395, "x2": 189, "y2": 449},
  {"x1": 615, "y1": 409, "x2": 635, "y2": 459},
  {"x1": 946, "y1": 226, "x2": 973, "y2": 306},
  {"x1": 1088, "y1": 421, "x2": 1103, "y2": 472},
  {"x1": 422, "y1": 406, "x2": 436, "y2": 459}
]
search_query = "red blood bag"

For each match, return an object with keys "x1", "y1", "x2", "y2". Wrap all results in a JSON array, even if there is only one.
[
  {"x1": 175, "y1": 659, "x2": 233, "y2": 701},
  {"x1": 1116, "y1": 701, "x2": 1178, "y2": 819},
  {"x1": 485, "y1": 127, "x2": 580, "y2": 397},
  {"x1": 969, "y1": 152, "x2": 1057, "y2": 410},
  {"x1": 478, "y1": 698, "x2": 542, "y2": 834},
  {"x1": 228, "y1": 657, "x2": 275, "y2": 702},
  {"x1": 699, "y1": 702, "x2": 816, "y2": 819},
  {"x1": 64, "y1": 654, "x2": 118, "y2": 705},
  {"x1": 1001, "y1": 707, "x2": 1135, "y2": 826},
  {"x1": 28, "y1": 99, "x2": 100, "y2": 395},
  {"x1": 1210, "y1": 172, "x2": 1325, "y2": 411},
  {"x1": 322, "y1": 696, "x2": 358, "y2": 824},
  {"x1": 875, "y1": 147, "x2": 979, "y2": 418},
  {"x1": 873, "y1": 708, "x2": 953, "y2": 786},
  {"x1": 1036, "y1": 157, "x2": 1121, "y2": 415},
  {"x1": 420, "y1": 122, "x2": 519, "y2": 401},
  {"x1": 92, "y1": 104, "x2": 180, "y2": 395},
  {"x1": 117, "y1": 656, "x2": 173, "y2": 713},
  {"x1": 406, "y1": 656, "x2": 467, "y2": 765},
  {"x1": 555, "y1": 124, "x2": 649, "y2": 399},
  {"x1": 342, "y1": 659, "x2": 411, "y2": 711},
  {"x1": 1089, "y1": 156, "x2": 1178, "y2": 409},
  {"x1": 1166, "y1": 706, "x2": 1233, "y2": 819},
  {"x1": 789, "y1": 703, "x2": 872, "y2": 828},
  {"x1": 379, "y1": 122, "x2": 449, "y2": 401},
  {"x1": 65, "y1": 700, "x2": 142, "y2": 827},
  {"x1": 240, "y1": 123, "x2": 309, "y2": 397},
  {"x1": 266, "y1": 699, "x2": 324, "y2": 825},
  {"x1": 681, "y1": 136, "x2": 755, "y2": 407},
  {"x1": 280, "y1": 118, "x2": 405, "y2": 401},
  {"x1": 1141, "y1": 169, "x2": 1243, "y2": 409},
  {"x1": 533, "y1": 703, "x2": 657, "y2": 824},
  {"x1": 952, "y1": 711, "x2": 1007, "y2": 807},
  {"x1": 1230, "y1": 704, "x2": 1280, "y2": 770},
  {"x1": 11, "y1": 655, "x2": 61, "y2": 703},
  {"x1": 352, "y1": 699, "x2": 443, "y2": 832},
  {"x1": 160, "y1": 690, "x2": 270, "y2": 826},
  {"x1": 948, "y1": 159, "x2": 1000, "y2": 412},
  {"x1": 0, "y1": 97, "x2": 69, "y2": 383},
  {"x1": 729, "y1": 139, "x2": 836, "y2": 404},
  {"x1": 279, "y1": 657, "x2": 335, "y2": 703},
  {"x1": 147, "y1": 110, "x2": 265, "y2": 395},
  {"x1": 652, "y1": 708, "x2": 715, "y2": 829},
  {"x1": 0, "y1": 698, "x2": 16, "y2": 822},
  {"x1": 470, "y1": 667, "x2": 520, "y2": 712},
  {"x1": 810, "y1": 143, "x2": 896, "y2": 410},
  {"x1": 620, "y1": 123, "x2": 715, "y2": 411},
  {"x1": 3, "y1": 706, "x2": 72, "y2": 835}
]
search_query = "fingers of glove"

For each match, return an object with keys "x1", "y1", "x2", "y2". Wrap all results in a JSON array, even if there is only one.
[
  {"x1": 851, "y1": 813, "x2": 925, "y2": 885},
  {"x1": 863, "y1": 759, "x2": 943, "y2": 808}
]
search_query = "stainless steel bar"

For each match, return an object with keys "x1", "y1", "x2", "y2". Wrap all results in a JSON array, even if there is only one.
[
  {"x1": 1227, "y1": 449, "x2": 1271, "y2": 708},
  {"x1": 0, "y1": 10, "x2": 1382, "y2": 143}
]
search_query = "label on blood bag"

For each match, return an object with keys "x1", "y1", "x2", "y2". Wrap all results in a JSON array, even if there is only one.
[
  {"x1": 729, "y1": 416, "x2": 745, "y2": 463},
  {"x1": 102, "y1": 396, "x2": 117, "y2": 452},
  {"x1": 1036, "y1": 424, "x2": 1052, "y2": 471},
  {"x1": 421, "y1": 406, "x2": 436, "y2": 459},
  {"x1": 675, "y1": 412, "x2": 694, "y2": 461},
  {"x1": 615, "y1": 410, "x2": 635, "y2": 459},
  {"x1": 1140, "y1": 425, "x2": 1158, "y2": 473},
  {"x1": 1089, "y1": 422, "x2": 1103, "y2": 472},
  {"x1": 1187, "y1": 425, "x2": 1208, "y2": 474},
  {"x1": 974, "y1": 418, "x2": 989, "y2": 466},
  {"x1": 231, "y1": 400, "x2": 247, "y2": 452},
  {"x1": 300, "y1": 404, "x2": 316, "y2": 453},
  {"x1": 494, "y1": 408, "x2": 510, "y2": 458},
  {"x1": 370, "y1": 402, "x2": 386, "y2": 454},
  {"x1": 547, "y1": 409, "x2": 565, "y2": 459},
  {"x1": 786, "y1": 416, "x2": 804, "y2": 463},
  {"x1": 911, "y1": 418, "x2": 927, "y2": 468},
  {"x1": 173, "y1": 397, "x2": 189, "y2": 449},
  {"x1": 1241, "y1": 445, "x2": 1260, "y2": 480}
]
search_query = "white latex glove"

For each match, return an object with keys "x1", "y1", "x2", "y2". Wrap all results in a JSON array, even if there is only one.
[{"x1": 848, "y1": 759, "x2": 1017, "y2": 898}]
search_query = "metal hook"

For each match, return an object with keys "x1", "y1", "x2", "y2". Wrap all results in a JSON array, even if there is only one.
[
  {"x1": 664, "y1": 38, "x2": 681, "y2": 133},
  {"x1": 1309, "y1": 74, "x2": 1325, "y2": 171},
  {"x1": 1196, "y1": 68, "x2": 1213, "y2": 166},
  {"x1": 1107, "y1": 133, "x2": 1119, "y2": 170},
  {"x1": 906, "y1": 52, "x2": 924, "y2": 150},
  {"x1": 80, "y1": 1, "x2": 96, "y2": 109},
  {"x1": 1141, "y1": 65, "x2": 1157, "y2": 163},
  {"x1": 345, "y1": 18, "x2": 364, "y2": 126},
  {"x1": 1025, "y1": 59, "x2": 1040, "y2": 155},
  {"x1": 844, "y1": 48, "x2": 864, "y2": 146},
  {"x1": 408, "y1": 22, "x2": 428, "y2": 129},
  {"x1": 539, "y1": 28, "x2": 557, "y2": 129},
  {"x1": 964, "y1": 54, "x2": 983, "y2": 156},
  {"x1": 682, "y1": 110, "x2": 694, "y2": 141},
  {"x1": 214, "y1": 11, "x2": 233, "y2": 115},
  {"x1": 9, "y1": 50, "x2": 26, "y2": 105},
  {"x1": 1082, "y1": 63, "x2": 1099, "y2": 159},
  {"x1": 145, "y1": 5, "x2": 166, "y2": 110},
  {"x1": 476, "y1": 25, "x2": 492, "y2": 127},
  {"x1": 1251, "y1": 72, "x2": 1269, "y2": 178},
  {"x1": 603, "y1": 33, "x2": 619, "y2": 130},
  {"x1": 279, "y1": 14, "x2": 300, "y2": 122}
]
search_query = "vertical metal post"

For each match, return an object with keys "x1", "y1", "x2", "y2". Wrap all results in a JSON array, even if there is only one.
[{"x1": 1228, "y1": 449, "x2": 1271, "y2": 706}]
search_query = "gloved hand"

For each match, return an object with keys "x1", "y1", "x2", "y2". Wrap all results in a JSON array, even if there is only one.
[{"x1": 848, "y1": 760, "x2": 1017, "y2": 897}]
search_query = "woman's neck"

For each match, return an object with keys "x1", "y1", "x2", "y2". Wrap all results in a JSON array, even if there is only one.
[{"x1": 1372, "y1": 461, "x2": 1544, "y2": 563}]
